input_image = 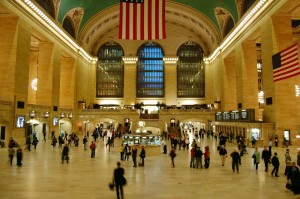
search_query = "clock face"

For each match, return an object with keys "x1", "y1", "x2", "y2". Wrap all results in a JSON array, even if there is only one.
[{"x1": 138, "y1": 121, "x2": 145, "y2": 127}]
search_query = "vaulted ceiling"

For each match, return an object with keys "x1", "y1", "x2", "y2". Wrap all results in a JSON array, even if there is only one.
[{"x1": 52, "y1": 0, "x2": 249, "y2": 56}]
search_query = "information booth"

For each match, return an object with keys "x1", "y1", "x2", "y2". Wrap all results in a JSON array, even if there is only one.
[
  {"x1": 122, "y1": 133, "x2": 161, "y2": 146},
  {"x1": 122, "y1": 131, "x2": 162, "y2": 156}
]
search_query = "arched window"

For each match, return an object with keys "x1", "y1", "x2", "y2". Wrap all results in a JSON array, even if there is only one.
[
  {"x1": 137, "y1": 42, "x2": 164, "y2": 97},
  {"x1": 35, "y1": 0, "x2": 55, "y2": 19},
  {"x1": 177, "y1": 42, "x2": 205, "y2": 98},
  {"x1": 241, "y1": 0, "x2": 256, "y2": 16},
  {"x1": 96, "y1": 42, "x2": 124, "y2": 98},
  {"x1": 224, "y1": 16, "x2": 235, "y2": 37},
  {"x1": 63, "y1": 16, "x2": 75, "y2": 38}
]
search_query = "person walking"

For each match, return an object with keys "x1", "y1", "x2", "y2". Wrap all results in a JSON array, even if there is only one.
[
  {"x1": 169, "y1": 147, "x2": 176, "y2": 168},
  {"x1": 26, "y1": 136, "x2": 31, "y2": 151},
  {"x1": 231, "y1": 149, "x2": 241, "y2": 173},
  {"x1": 131, "y1": 146, "x2": 138, "y2": 167},
  {"x1": 16, "y1": 146, "x2": 23, "y2": 166},
  {"x1": 82, "y1": 136, "x2": 88, "y2": 150},
  {"x1": 139, "y1": 145, "x2": 146, "y2": 166},
  {"x1": 219, "y1": 145, "x2": 227, "y2": 166},
  {"x1": 271, "y1": 152, "x2": 280, "y2": 177},
  {"x1": 120, "y1": 144, "x2": 125, "y2": 161},
  {"x1": 262, "y1": 146, "x2": 271, "y2": 172},
  {"x1": 8, "y1": 147, "x2": 15, "y2": 165},
  {"x1": 61, "y1": 143, "x2": 69, "y2": 164},
  {"x1": 268, "y1": 139, "x2": 273, "y2": 155},
  {"x1": 52, "y1": 136, "x2": 57, "y2": 149},
  {"x1": 32, "y1": 136, "x2": 39, "y2": 150},
  {"x1": 113, "y1": 162, "x2": 126, "y2": 199},
  {"x1": 90, "y1": 141, "x2": 96, "y2": 158},
  {"x1": 252, "y1": 148, "x2": 260, "y2": 171},
  {"x1": 285, "y1": 148, "x2": 292, "y2": 175}
]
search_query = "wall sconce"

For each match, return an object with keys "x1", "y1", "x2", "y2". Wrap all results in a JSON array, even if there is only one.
[
  {"x1": 68, "y1": 113, "x2": 73, "y2": 119},
  {"x1": 60, "y1": 112, "x2": 65, "y2": 119},
  {"x1": 29, "y1": 110, "x2": 36, "y2": 118},
  {"x1": 43, "y1": 111, "x2": 50, "y2": 118}
]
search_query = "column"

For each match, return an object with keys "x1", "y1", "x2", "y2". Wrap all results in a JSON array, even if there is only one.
[
  {"x1": 222, "y1": 56, "x2": 237, "y2": 110},
  {"x1": 236, "y1": 41, "x2": 259, "y2": 119},
  {"x1": 36, "y1": 42, "x2": 54, "y2": 106},
  {"x1": 123, "y1": 57, "x2": 137, "y2": 105},
  {"x1": 163, "y1": 57, "x2": 178, "y2": 105}
]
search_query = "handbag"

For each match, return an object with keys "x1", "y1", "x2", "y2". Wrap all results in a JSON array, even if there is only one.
[
  {"x1": 108, "y1": 183, "x2": 114, "y2": 190},
  {"x1": 121, "y1": 177, "x2": 127, "y2": 186}
]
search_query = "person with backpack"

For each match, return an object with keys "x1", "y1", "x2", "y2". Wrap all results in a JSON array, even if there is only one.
[{"x1": 61, "y1": 144, "x2": 69, "y2": 164}]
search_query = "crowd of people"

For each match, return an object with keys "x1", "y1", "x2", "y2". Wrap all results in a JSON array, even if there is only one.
[{"x1": 4, "y1": 129, "x2": 300, "y2": 198}]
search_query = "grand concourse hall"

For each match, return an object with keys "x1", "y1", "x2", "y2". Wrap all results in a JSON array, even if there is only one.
[
  {"x1": 0, "y1": 0, "x2": 300, "y2": 198},
  {"x1": 0, "y1": 137, "x2": 299, "y2": 199}
]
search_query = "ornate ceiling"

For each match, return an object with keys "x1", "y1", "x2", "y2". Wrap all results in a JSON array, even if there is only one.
[{"x1": 50, "y1": 0, "x2": 247, "y2": 55}]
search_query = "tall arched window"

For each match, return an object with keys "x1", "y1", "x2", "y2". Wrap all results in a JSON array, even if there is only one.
[
  {"x1": 35, "y1": 0, "x2": 55, "y2": 19},
  {"x1": 177, "y1": 42, "x2": 205, "y2": 98},
  {"x1": 137, "y1": 42, "x2": 164, "y2": 97},
  {"x1": 63, "y1": 16, "x2": 75, "y2": 38},
  {"x1": 96, "y1": 42, "x2": 124, "y2": 98}
]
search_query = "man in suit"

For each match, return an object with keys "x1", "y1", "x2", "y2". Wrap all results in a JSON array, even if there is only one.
[{"x1": 113, "y1": 162, "x2": 126, "y2": 199}]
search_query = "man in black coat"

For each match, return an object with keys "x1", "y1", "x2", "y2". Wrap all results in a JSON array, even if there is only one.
[
  {"x1": 262, "y1": 146, "x2": 271, "y2": 172},
  {"x1": 113, "y1": 162, "x2": 126, "y2": 199},
  {"x1": 271, "y1": 152, "x2": 280, "y2": 177},
  {"x1": 231, "y1": 149, "x2": 241, "y2": 173}
]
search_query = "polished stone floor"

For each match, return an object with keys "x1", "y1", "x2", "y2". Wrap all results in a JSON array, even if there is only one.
[{"x1": 0, "y1": 136, "x2": 299, "y2": 199}]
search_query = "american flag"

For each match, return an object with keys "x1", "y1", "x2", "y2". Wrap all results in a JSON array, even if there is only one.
[
  {"x1": 272, "y1": 44, "x2": 300, "y2": 82},
  {"x1": 119, "y1": 0, "x2": 166, "y2": 40}
]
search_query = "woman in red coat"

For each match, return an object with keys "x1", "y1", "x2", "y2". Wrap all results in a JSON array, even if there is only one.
[{"x1": 204, "y1": 146, "x2": 210, "y2": 168}]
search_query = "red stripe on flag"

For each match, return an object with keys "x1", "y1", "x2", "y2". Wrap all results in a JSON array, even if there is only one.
[
  {"x1": 162, "y1": 0, "x2": 166, "y2": 39},
  {"x1": 274, "y1": 71, "x2": 300, "y2": 82},
  {"x1": 274, "y1": 66, "x2": 300, "y2": 77},
  {"x1": 119, "y1": 0, "x2": 166, "y2": 40},
  {"x1": 281, "y1": 52, "x2": 298, "y2": 63},
  {"x1": 148, "y1": 0, "x2": 152, "y2": 40}
]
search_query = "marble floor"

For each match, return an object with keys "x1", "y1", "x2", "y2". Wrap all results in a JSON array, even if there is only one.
[{"x1": 0, "y1": 137, "x2": 299, "y2": 199}]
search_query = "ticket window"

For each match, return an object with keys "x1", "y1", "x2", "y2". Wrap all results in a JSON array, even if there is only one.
[
  {"x1": 283, "y1": 130, "x2": 290, "y2": 144},
  {"x1": 250, "y1": 128, "x2": 260, "y2": 140}
]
